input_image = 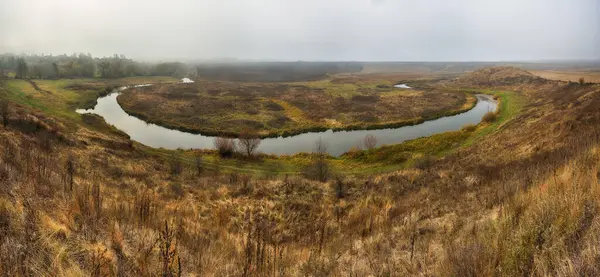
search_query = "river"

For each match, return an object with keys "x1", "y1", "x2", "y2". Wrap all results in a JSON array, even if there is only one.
[{"x1": 77, "y1": 85, "x2": 497, "y2": 156}]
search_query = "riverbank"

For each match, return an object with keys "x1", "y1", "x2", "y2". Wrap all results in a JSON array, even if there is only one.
[
  {"x1": 80, "y1": 91, "x2": 495, "y2": 156},
  {"x1": 0, "y1": 76, "x2": 517, "y2": 175},
  {"x1": 115, "y1": 77, "x2": 474, "y2": 138},
  {"x1": 125, "y1": 93, "x2": 509, "y2": 176}
]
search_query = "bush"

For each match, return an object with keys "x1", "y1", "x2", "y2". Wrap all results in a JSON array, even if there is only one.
[
  {"x1": 303, "y1": 158, "x2": 330, "y2": 182},
  {"x1": 363, "y1": 134, "x2": 378, "y2": 149},
  {"x1": 169, "y1": 155, "x2": 183, "y2": 176},
  {"x1": 414, "y1": 155, "x2": 435, "y2": 170},
  {"x1": 237, "y1": 129, "x2": 261, "y2": 157},
  {"x1": 579, "y1": 77, "x2": 585, "y2": 85},
  {"x1": 0, "y1": 99, "x2": 10, "y2": 127},
  {"x1": 195, "y1": 154, "x2": 203, "y2": 176},
  {"x1": 481, "y1": 111, "x2": 497, "y2": 123},
  {"x1": 214, "y1": 137, "x2": 236, "y2": 157},
  {"x1": 461, "y1": 124, "x2": 477, "y2": 132}
]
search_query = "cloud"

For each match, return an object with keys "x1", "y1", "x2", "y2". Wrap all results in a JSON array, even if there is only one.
[{"x1": 0, "y1": 0, "x2": 598, "y2": 61}]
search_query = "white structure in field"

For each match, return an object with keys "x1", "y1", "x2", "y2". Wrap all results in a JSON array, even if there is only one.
[{"x1": 393, "y1": 84, "x2": 411, "y2": 89}]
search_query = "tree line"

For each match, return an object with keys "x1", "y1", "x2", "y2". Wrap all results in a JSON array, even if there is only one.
[{"x1": 0, "y1": 53, "x2": 190, "y2": 79}]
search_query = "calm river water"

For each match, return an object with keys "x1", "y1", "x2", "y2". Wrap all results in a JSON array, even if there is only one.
[{"x1": 77, "y1": 86, "x2": 497, "y2": 156}]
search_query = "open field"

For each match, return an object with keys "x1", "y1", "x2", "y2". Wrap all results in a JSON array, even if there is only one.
[
  {"x1": 531, "y1": 69, "x2": 600, "y2": 83},
  {"x1": 117, "y1": 74, "x2": 475, "y2": 137}
]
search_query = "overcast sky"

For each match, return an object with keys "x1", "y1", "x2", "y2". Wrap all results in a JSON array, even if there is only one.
[{"x1": 1, "y1": 0, "x2": 599, "y2": 61}]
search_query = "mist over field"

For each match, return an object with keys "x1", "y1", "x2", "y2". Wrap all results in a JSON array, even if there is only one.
[{"x1": 1, "y1": 0, "x2": 599, "y2": 61}]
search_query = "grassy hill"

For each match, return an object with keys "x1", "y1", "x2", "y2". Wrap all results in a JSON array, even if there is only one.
[{"x1": 0, "y1": 67, "x2": 599, "y2": 276}]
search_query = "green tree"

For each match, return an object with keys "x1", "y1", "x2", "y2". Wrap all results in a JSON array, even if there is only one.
[{"x1": 52, "y1": 62, "x2": 60, "y2": 78}]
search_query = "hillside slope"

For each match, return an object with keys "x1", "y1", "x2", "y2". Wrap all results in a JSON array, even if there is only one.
[{"x1": 1, "y1": 68, "x2": 600, "y2": 276}]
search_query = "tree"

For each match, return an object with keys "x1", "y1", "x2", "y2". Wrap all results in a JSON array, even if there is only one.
[
  {"x1": 363, "y1": 134, "x2": 377, "y2": 149},
  {"x1": 16, "y1": 58, "x2": 28, "y2": 79},
  {"x1": 237, "y1": 129, "x2": 261, "y2": 157},
  {"x1": 52, "y1": 62, "x2": 60, "y2": 78},
  {"x1": 32, "y1": 65, "x2": 42, "y2": 79},
  {"x1": 98, "y1": 61, "x2": 111, "y2": 78}
]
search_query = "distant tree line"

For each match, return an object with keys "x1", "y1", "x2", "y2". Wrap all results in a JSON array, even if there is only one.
[{"x1": 0, "y1": 53, "x2": 191, "y2": 79}]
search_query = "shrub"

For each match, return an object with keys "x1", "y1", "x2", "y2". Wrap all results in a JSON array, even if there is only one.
[
  {"x1": 481, "y1": 111, "x2": 497, "y2": 123},
  {"x1": 194, "y1": 154, "x2": 203, "y2": 176},
  {"x1": 579, "y1": 77, "x2": 585, "y2": 85},
  {"x1": 303, "y1": 158, "x2": 330, "y2": 182},
  {"x1": 414, "y1": 155, "x2": 435, "y2": 170},
  {"x1": 0, "y1": 99, "x2": 10, "y2": 127},
  {"x1": 461, "y1": 124, "x2": 477, "y2": 132},
  {"x1": 331, "y1": 178, "x2": 346, "y2": 199},
  {"x1": 237, "y1": 129, "x2": 261, "y2": 157},
  {"x1": 363, "y1": 134, "x2": 378, "y2": 149},
  {"x1": 214, "y1": 137, "x2": 236, "y2": 157},
  {"x1": 169, "y1": 155, "x2": 183, "y2": 176}
]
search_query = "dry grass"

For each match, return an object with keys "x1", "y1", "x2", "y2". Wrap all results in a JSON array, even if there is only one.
[
  {"x1": 531, "y1": 70, "x2": 600, "y2": 83},
  {"x1": 0, "y1": 67, "x2": 600, "y2": 276}
]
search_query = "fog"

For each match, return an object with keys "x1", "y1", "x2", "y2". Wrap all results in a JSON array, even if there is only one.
[{"x1": 1, "y1": 0, "x2": 599, "y2": 61}]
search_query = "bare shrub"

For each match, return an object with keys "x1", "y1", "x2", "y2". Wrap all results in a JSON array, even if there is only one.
[
  {"x1": 214, "y1": 137, "x2": 236, "y2": 158},
  {"x1": 331, "y1": 178, "x2": 346, "y2": 199},
  {"x1": 65, "y1": 154, "x2": 76, "y2": 192},
  {"x1": 461, "y1": 124, "x2": 477, "y2": 132},
  {"x1": 314, "y1": 137, "x2": 328, "y2": 156},
  {"x1": 195, "y1": 154, "x2": 203, "y2": 176},
  {"x1": 237, "y1": 129, "x2": 261, "y2": 157},
  {"x1": 363, "y1": 134, "x2": 377, "y2": 149},
  {"x1": 579, "y1": 77, "x2": 585, "y2": 85},
  {"x1": 0, "y1": 99, "x2": 10, "y2": 127},
  {"x1": 305, "y1": 137, "x2": 331, "y2": 182},
  {"x1": 414, "y1": 155, "x2": 435, "y2": 170},
  {"x1": 481, "y1": 111, "x2": 497, "y2": 123},
  {"x1": 304, "y1": 158, "x2": 330, "y2": 182},
  {"x1": 169, "y1": 154, "x2": 183, "y2": 176}
]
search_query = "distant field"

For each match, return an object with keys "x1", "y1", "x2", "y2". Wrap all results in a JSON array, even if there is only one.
[{"x1": 530, "y1": 69, "x2": 600, "y2": 83}]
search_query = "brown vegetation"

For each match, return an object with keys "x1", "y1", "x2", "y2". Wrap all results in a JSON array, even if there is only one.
[
  {"x1": 116, "y1": 75, "x2": 473, "y2": 137},
  {"x1": 363, "y1": 134, "x2": 378, "y2": 149},
  {"x1": 237, "y1": 129, "x2": 261, "y2": 157},
  {"x1": 481, "y1": 111, "x2": 498, "y2": 123},
  {"x1": 214, "y1": 137, "x2": 236, "y2": 157},
  {"x1": 0, "y1": 66, "x2": 599, "y2": 276}
]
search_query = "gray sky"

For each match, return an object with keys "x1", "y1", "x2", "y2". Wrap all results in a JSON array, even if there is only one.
[{"x1": 1, "y1": 0, "x2": 599, "y2": 61}]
